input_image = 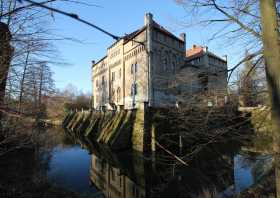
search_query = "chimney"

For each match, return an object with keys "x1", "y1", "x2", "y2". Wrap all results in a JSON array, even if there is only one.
[
  {"x1": 179, "y1": 33, "x2": 186, "y2": 43},
  {"x1": 92, "y1": 60, "x2": 95, "y2": 66},
  {"x1": 193, "y1": 44, "x2": 197, "y2": 49},
  {"x1": 144, "y1": 13, "x2": 153, "y2": 26}
]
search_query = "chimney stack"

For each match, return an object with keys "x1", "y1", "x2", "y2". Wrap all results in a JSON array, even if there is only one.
[
  {"x1": 144, "y1": 13, "x2": 153, "y2": 26},
  {"x1": 179, "y1": 33, "x2": 186, "y2": 43}
]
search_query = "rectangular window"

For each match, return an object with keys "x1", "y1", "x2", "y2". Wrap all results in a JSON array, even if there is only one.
[
  {"x1": 131, "y1": 83, "x2": 137, "y2": 96},
  {"x1": 119, "y1": 68, "x2": 121, "y2": 78},
  {"x1": 112, "y1": 72, "x2": 115, "y2": 81},
  {"x1": 96, "y1": 80, "x2": 98, "y2": 87},
  {"x1": 135, "y1": 62, "x2": 138, "y2": 73},
  {"x1": 111, "y1": 168, "x2": 115, "y2": 181},
  {"x1": 102, "y1": 76, "x2": 105, "y2": 85},
  {"x1": 131, "y1": 64, "x2": 134, "y2": 74},
  {"x1": 131, "y1": 63, "x2": 138, "y2": 74}
]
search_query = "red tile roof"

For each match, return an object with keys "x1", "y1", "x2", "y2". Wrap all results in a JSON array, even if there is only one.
[{"x1": 186, "y1": 45, "x2": 204, "y2": 57}]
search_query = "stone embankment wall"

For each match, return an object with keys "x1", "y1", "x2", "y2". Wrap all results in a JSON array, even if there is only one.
[
  {"x1": 63, "y1": 109, "x2": 149, "y2": 152},
  {"x1": 63, "y1": 106, "x2": 252, "y2": 154}
]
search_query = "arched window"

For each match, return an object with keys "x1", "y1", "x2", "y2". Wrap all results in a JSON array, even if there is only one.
[{"x1": 117, "y1": 87, "x2": 121, "y2": 102}]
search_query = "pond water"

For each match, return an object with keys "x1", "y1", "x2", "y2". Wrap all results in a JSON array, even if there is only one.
[
  {"x1": 43, "y1": 128, "x2": 274, "y2": 197},
  {"x1": 47, "y1": 145, "x2": 95, "y2": 193}
]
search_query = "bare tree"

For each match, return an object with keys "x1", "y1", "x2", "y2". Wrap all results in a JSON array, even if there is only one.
[
  {"x1": 174, "y1": 0, "x2": 280, "y2": 146},
  {"x1": 238, "y1": 51, "x2": 266, "y2": 107}
]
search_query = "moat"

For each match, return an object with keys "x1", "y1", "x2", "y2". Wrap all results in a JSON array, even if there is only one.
[{"x1": 31, "y1": 127, "x2": 275, "y2": 197}]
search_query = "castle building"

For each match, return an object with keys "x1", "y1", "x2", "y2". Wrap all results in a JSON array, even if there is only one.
[
  {"x1": 176, "y1": 45, "x2": 228, "y2": 106},
  {"x1": 186, "y1": 45, "x2": 227, "y2": 93},
  {"x1": 92, "y1": 13, "x2": 227, "y2": 110}
]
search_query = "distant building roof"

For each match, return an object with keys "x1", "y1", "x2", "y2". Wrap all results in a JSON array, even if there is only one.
[
  {"x1": 186, "y1": 45, "x2": 205, "y2": 58},
  {"x1": 186, "y1": 45, "x2": 226, "y2": 62}
]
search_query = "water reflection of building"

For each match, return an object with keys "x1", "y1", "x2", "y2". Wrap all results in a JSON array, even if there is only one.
[
  {"x1": 90, "y1": 153, "x2": 146, "y2": 198},
  {"x1": 88, "y1": 144, "x2": 236, "y2": 198},
  {"x1": 82, "y1": 133, "x2": 277, "y2": 197}
]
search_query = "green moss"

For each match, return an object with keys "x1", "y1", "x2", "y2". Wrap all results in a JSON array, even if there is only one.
[
  {"x1": 110, "y1": 110, "x2": 135, "y2": 150},
  {"x1": 103, "y1": 111, "x2": 124, "y2": 143},
  {"x1": 62, "y1": 112, "x2": 75, "y2": 127},
  {"x1": 250, "y1": 108, "x2": 273, "y2": 135},
  {"x1": 84, "y1": 112, "x2": 101, "y2": 137},
  {"x1": 95, "y1": 112, "x2": 114, "y2": 140},
  {"x1": 97, "y1": 111, "x2": 126, "y2": 144},
  {"x1": 106, "y1": 111, "x2": 128, "y2": 143},
  {"x1": 131, "y1": 109, "x2": 145, "y2": 152},
  {"x1": 71, "y1": 112, "x2": 85, "y2": 131},
  {"x1": 66, "y1": 112, "x2": 79, "y2": 130},
  {"x1": 76, "y1": 112, "x2": 92, "y2": 135}
]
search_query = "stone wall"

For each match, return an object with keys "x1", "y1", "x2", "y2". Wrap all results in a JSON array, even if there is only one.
[
  {"x1": 63, "y1": 105, "x2": 249, "y2": 155},
  {"x1": 123, "y1": 31, "x2": 148, "y2": 109},
  {"x1": 63, "y1": 107, "x2": 154, "y2": 153}
]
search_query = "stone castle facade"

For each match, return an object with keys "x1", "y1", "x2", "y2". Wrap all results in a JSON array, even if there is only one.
[
  {"x1": 177, "y1": 45, "x2": 228, "y2": 106},
  {"x1": 92, "y1": 13, "x2": 227, "y2": 110}
]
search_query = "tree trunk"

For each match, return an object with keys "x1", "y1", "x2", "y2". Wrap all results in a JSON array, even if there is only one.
[
  {"x1": 260, "y1": 2, "x2": 280, "y2": 196},
  {"x1": 0, "y1": 22, "x2": 12, "y2": 108},
  {"x1": 260, "y1": 0, "x2": 280, "y2": 143},
  {"x1": 18, "y1": 50, "x2": 30, "y2": 113},
  {"x1": 0, "y1": 22, "x2": 12, "y2": 134},
  {"x1": 38, "y1": 64, "x2": 43, "y2": 112}
]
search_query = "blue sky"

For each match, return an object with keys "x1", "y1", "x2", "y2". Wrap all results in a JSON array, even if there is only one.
[{"x1": 51, "y1": 0, "x2": 241, "y2": 93}]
